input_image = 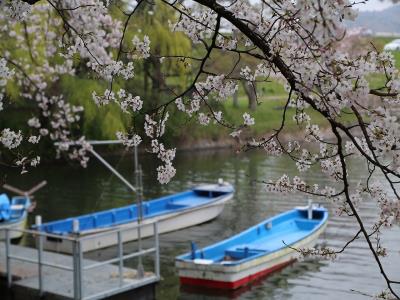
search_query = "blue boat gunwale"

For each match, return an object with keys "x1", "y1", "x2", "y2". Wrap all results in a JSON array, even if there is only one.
[
  {"x1": 176, "y1": 207, "x2": 328, "y2": 266},
  {"x1": 33, "y1": 185, "x2": 234, "y2": 235}
]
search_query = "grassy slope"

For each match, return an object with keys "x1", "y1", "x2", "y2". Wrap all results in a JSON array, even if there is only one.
[
  {"x1": 173, "y1": 90, "x2": 354, "y2": 142},
  {"x1": 180, "y1": 36, "x2": 400, "y2": 142}
]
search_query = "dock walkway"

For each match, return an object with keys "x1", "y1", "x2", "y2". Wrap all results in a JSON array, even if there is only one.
[
  {"x1": 0, "y1": 243, "x2": 157, "y2": 299},
  {"x1": 0, "y1": 222, "x2": 160, "y2": 300}
]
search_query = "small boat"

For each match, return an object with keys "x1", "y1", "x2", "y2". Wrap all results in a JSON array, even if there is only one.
[
  {"x1": 33, "y1": 182, "x2": 234, "y2": 253},
  {"x1": 0, "y1": 193, "x2": 32, "y2": 240},
  {"x1": 175, "y1": 204, "x2": 328, "y2": 290},
  {"x1": 0, "y1": 181, "x2": 46, "y2": 240}
]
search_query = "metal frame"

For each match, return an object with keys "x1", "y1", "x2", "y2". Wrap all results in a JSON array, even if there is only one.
[
  {"x1": 53, "y1": 140, "x2": 138, "y2": 194},
  {"x1": 2, "y1": 221, "x2": 160, "y2": 300}
]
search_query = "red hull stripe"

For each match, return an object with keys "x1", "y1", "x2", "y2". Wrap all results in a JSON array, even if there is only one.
[{"x1": 180, "y1": 260, "x2": 294, "y2": 290}]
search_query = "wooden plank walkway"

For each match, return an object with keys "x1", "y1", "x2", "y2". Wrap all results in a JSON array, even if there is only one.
[{"x1": 0, "y1": 242, "x2": 158, "y2": 299}]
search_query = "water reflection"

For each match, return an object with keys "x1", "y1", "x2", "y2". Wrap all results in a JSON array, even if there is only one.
[{"x1": 1, "y1": 148, "x2": 399, "y2": 299}]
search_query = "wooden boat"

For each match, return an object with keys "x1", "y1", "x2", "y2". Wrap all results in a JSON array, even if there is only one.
[
  {"x1": 175, "y1": 205, "x2": 328, "y2": 290},
  {"x1": 34, "y1": 182, "x2": 234, "y2": 253},
  {"x1": 0, "y1": 194, "x2": 32, "y2": 240}
]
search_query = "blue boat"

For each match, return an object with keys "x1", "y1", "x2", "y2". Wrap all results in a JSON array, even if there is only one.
[
  {"x1": 0, "y1": 193, "x2": 32, "y2": 240},
  {"x1": 176, "y1": 205, "x2": 328, "y2": 290},
  {"x1": 34, "y1": 182, "x2": 234, "y2": 253}
]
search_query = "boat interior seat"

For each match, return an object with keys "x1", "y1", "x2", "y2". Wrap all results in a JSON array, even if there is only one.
[
  {"x1": 166, "y1": 201, "x2": 189, "y2": 210},
  {"x1": 224, "y1": 249, "x2": 262, "y2": 260},
  {"x1": 10, "y1": 204, "x2": 25, "y2": 210},
  {"x1": 10, "y1": 205, "x2": 24, "y2": 218},
  {"x1": 231, "y1": 244, "x2": 271, "y2": 253},
  {"x1": 233, "y1": 230, "x2": 309, "y2": 253},
  {"x1": 172, "y1": 195, "x2": 208, "y2": 207},
  {"x1": 295, "y1": 219, "x2": 320, "y2": 230}
]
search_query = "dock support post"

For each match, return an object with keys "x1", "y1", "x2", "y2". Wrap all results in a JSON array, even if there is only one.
[
  {"x1": 5, "y1": 228, "x2": 11, "y2": 288},
  {"x1": 117, "y1": 230, "x2": 124, "y2": 286},
  {"x1": 154, "y1": 222, "x2": 160, "y2": 278},
  {"x1": 78, "y1": 240, "x2": 83, "y2": 299},
  {"x1": 38, "y1": 234, "x2": 44, "y2": 296},
  {"x1": 73, "y1": 240, "x2": 80, "y2": 300},
  {"x1": 36, "y1": 215, "x2": 44, "y2": 296}
]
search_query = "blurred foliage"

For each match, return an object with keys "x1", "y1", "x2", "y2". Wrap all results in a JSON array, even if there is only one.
[
  {"x1": 6, "y1": 2, "x2": 397, "y2": 152},
  {"x1": 59, "y1": 76, "x2": 130, "y2": 140}
]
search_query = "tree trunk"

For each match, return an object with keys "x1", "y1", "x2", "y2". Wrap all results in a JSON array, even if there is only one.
[
  {"x1": 241, "y1": 80, "x2": 257, "y2": 111},
  {"x1": 232, "y1": 90, "x2": 239, "y2": 108}
]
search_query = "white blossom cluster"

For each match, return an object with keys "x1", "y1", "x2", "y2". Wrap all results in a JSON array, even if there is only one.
[
  {"x1": 195, "y1": 75, "x2": 238, "y2": 101},
  {"x1": 92, "y1": 88, "x2": 143, "y2": 113},
  {"x1": 174, "y1": 75, "x2": 237, "y2": 127},
  {"x1": 144, "y1": 113, "x2": 169, "y2": 139},
  {"x1": 240, "y1": 66, "x2": 255, "y2": 82},
  {"x1": 27, "y1": 117, "x2": 41, "y2": 128},
  {"x1": 92, "y1": 61, "x2": 135, "y2": 81},
  {"x1": 0, "y1": 128, "x2": 22, "y2": 149},
  {"x1": 150, "y1": 139, "x2": 176, "y2": 184},
  {"x1": 266, "y1": 174, "x2": 339, "y2": 202},
  {"x1": 117, "y1": 89, "x2": 143, "y2": 113},
  {"x1": 143, "y1": 113, "x2": 176, "y2": 184},
  {"x1": 56, "y1": 138, "x2": 92, "y2": 168},
  {"x1": 15, "y1": 156, "x2": 39, "y2": 173},
  {"x1": 216, "y1": 35, "x2": 237, "y2": 51},
  {"x1": 0, "y1": 2, "x2": 96, "y2": 171},
  {"x1": 370, "y1": 184, "x2": 400, "y2": 227},
  {"x1": 198, "y1": 112, "x2": 210, "y2": 126},
  {"x1": 131, "y1": 35, "x2": 150, "y2": 59},
  {"x1": 170, "y1": 7, "x2": 217, "y2": 44},
  {"x1": 263, "y1": 139, "x2": 283, "y2": 156},
  {"x1": 367, "y1": 107, "x2": 399, "y2": 157},
  {"x1": 0, "y1": 0, "x2": 31, "y2": 21},
  {"x1": 242, "y1": 113, "x2": 255, "y2": 126},
  {"x1": 0, "y1": 58, "x2": 14, "y2": 111},
  {"x1": 115, "y1": 131, "x2": 142, "y2": 147}
]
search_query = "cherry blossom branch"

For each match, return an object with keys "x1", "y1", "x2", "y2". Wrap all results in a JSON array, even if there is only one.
[
  {"x1": 282, "y1": 228, "x2": 361, "y2": 257},
  {"x1": 46, "y1": 0, "x2": 103, "y2": 66},
  {"x1": 151, "y1": 14, "x2": 222, "y2": 113},
  {"x1": 331, "y1": 121, "x2": 400, "y2": 298}
]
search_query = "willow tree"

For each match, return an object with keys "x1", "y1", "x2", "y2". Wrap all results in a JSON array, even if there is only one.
[
  {"x1": 121, "y1": 0, "x2": 192, "y2": 105},
  {"x1": 1, "y1": 0, "x2": 400, "y2": 298}
]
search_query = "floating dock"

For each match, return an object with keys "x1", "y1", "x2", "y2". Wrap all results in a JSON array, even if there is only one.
[{"x1": 0, "y1": 222, "x2": 160, "y2": 300}]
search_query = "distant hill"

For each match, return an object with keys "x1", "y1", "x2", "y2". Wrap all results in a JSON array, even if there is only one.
[{"x1": 346, "y1": 5, "x2": 400, "y2": 35}]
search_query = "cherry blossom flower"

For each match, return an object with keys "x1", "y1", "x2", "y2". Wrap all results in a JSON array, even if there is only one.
[
  {"x1": 243, "y1": 113, "x2": 255, "y2": 126},
  {"x1": 1, "y1": 128, "x2": 22, "y2": 149}
]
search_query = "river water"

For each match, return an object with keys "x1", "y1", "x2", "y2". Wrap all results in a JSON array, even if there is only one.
[{"x1": 1, "y1": 149, "x2": 399, "y2": 299}]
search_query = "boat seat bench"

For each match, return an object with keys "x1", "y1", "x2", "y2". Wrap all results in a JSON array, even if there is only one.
[
  {"x1": 165, "y1": 203, "x2": 188, "y2": 209},
  {"x1": 225, "y1": 230, "x2": 309, "y2": 257},
  {"x1": 172, "y1": 195, "x2": 211, "y2": 207}
]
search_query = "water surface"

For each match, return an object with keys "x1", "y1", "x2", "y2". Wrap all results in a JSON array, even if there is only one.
[{"x1": 1, "y1": 149, "x2": 399, "y2": 299}]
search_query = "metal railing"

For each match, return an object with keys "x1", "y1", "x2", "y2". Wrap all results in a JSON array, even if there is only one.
[{"x1": 2, "y1": 221, "x2": 160, "y2": 300}]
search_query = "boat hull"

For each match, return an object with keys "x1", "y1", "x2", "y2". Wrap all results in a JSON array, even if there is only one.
[
  {"x1": 0, "y1": 217, "x2": 28, "y2": 240},
  {"x1": 43, "y1": 193, "x2": 232, "y2": 253},
  {"x1": 0, "y1": 195, "x2": 31, "y2": 240},
  {"x1": 176, "y1": 218, "x2": 327, "y2": 290}
]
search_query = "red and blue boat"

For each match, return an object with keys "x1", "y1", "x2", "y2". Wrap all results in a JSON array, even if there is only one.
[{"x1": 176, "y1": 205, "x2": 328, "y2": 290}]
